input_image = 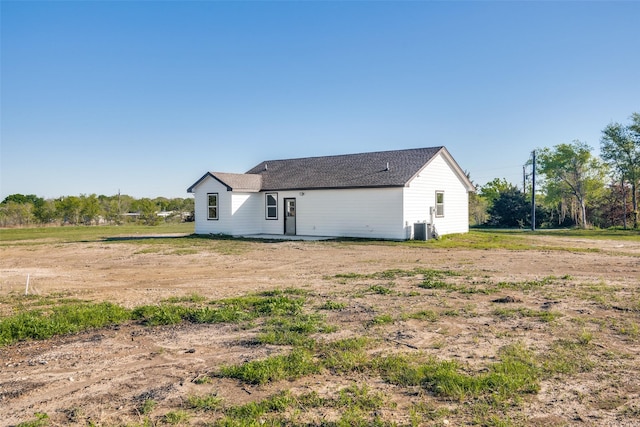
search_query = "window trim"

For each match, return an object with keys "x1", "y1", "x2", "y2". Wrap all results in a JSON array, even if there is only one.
[
  {"x1": 207, "y1": 193, "x2": 218, "y2": 220},
  {"x1": 265, "y1": 192, "x2": 278, "y2": 220},
  {"x1": 435, "y1": 191, "x2": 444, "y2": 218}
]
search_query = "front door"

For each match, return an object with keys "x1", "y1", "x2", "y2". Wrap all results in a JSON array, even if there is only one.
[{"x1": 284, "y1": 198, "x2": 296, "y2": 235}]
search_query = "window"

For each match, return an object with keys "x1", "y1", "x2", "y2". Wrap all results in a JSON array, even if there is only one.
[
  {"x1": 435, "y1": 191, "x2": 444, "y2": 217},
  {"x1": 265, "y1": 193, "x2": 278, "y2": 220},
  {"x1": 207, "y1": 193, "x2": 218, "y2": 220}
]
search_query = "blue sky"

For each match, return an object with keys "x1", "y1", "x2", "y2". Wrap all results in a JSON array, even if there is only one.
[{"x1": 1, "y1": 1, "x2": 639, "y2": 200}]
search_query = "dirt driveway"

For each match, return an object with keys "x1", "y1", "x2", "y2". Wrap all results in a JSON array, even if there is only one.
[{"x1": 1, "y1": 234, "x2": 639, "y2": 426}]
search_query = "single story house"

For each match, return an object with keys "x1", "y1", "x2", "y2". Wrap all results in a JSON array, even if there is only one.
[{"x1": 187, "y1": 146, "x2": 475, "y2": 240}]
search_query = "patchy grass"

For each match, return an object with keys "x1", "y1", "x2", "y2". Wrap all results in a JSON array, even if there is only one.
[
  {"x1": 374, "y1": 342, "x2": 539, "y2": 402},
  {"x1": 0, "y1": 302, "x2": 130, "y2": 346},
  {"x1": 2, "y1": 228, "x2": 638, "y2": 426},
  {"x1": 0, "y1": 223, "x2": 193, "y2": 244},
  {"x1": 492, "y1": 307, "x2": 562, "y2": 323},
  {"x1": 218, "y1": 347, "x2": 320, "y2": 385}
]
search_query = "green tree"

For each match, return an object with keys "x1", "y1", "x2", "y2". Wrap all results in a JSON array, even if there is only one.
[
  {"x1": 479, "y1": 178, "x2": 514, "y2": 207},
  {"x1": 487, "y1": 187, "x2": 530, "y2": 227},
  {"x1": 34, "y1": 199, "x2": 59, "y2": 224},
  {"x1": 537, "y1": 141, "x2": 608, "y2": 229},
  {"x1": 56, "y1": 196, "x2": 82, "y2": 225},
  {"x1": 80, "y1": 194, "x2": 102, "y2": 225},
  {"x1": 600, "y1": 112, "x2": 640, "y2": 228},
  {"x1": 137, "y1": 198, "x2": 161, "y2": 225},
  {"x1": 468, "y1": 192, "x2": 488, "y2": 225},
  {"x1": 0, "y1": 201, "x2": 34, "y2": 226}
]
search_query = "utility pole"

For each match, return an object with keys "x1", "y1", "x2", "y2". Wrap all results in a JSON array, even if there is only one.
[
  {"x1": 531, "y1": 151, "x2": 536, "y2": 231},
  {"x1": 622, "y1": 178, "x2": 627, "y2": 230},
  {"x1": 523, "y1": 165, "x2": 526, "y2": 197}
]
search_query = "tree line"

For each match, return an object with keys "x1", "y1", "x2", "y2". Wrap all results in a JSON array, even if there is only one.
[
  {"x1": 470, "y1": 112, "x2": 639, "y2": 229},
  {"x1": 0, "y1": 193, "x2": 194, "y2": 227}
]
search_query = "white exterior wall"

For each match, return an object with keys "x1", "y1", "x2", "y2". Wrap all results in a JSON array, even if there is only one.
[
  {"x1": 403, "y1": 153, "x2": 469, "y2": 238},
  {"x1": 191, "y1": 153, "x2": 469, "y2": 239},
  {"x1": 192, "y1": 176, "x2": 265, "y2": 235},
  {"x1": 258, "y1": 188, "x2": 404, "y2": 239},
  {"x1": 230, "y1": 193, "x2": 262, "y2": 235},
  {"x1": 191, "y1": 177, "x2": 234, "y2": 235}
]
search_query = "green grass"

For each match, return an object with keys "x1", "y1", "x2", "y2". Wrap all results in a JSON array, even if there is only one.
[
  {"x1": 3, "y1": 229, "x2": 638, "y2": 425},
  {"x1": 318, "y1": 337, "x2": 371, "y2": 374},
  {"x1": 542, "y1": 337, "x2": 596, "y2": 375},
  {"x1": 138, "y1": 399, "x2": 157, "y2": 415},
  {"x1": 163, "y1": 410, "x2": 190, "y2": 425},
  {"x1": 396, "y1": 228, "x2": 640, "y2": 252},
  {"x1": 16, "y1": 413, "x2": 49, "y2": 427},
  {"x1": 218, "y1": 347, "x2": 320, "y2": 385},
  {"x1": 162, "y1": 293, "x2": 207, "y2": 304},
  {"x1": 405, "y1": 309, "x2": 439, "y2": 322},
  {"x1": 374, "y1": 343, "x2": 539, "y2": 402},
  {"x1": 213, "y1": 385, "x2": 390, "y2": 426},
  {"x1": 0, "y1": 223, "x2": 193, "y2": 244},
  {"x1": 492, "y1": 307, "x2": 561, "y2": 323},
  {"x1": 370, "y1": 313, "x2": 394, "y2": 325},
  {"x1": 366, "y1": 284, "x2": 394, "y2": 295},
  {"x1": 257, "y1": 313, "x2": 330, "y2": 346},
  {"x1": 1, "y1": 289, "x2": 312, "y2": 347},
  {"x1": 0, "y1": 302, "x2": 131, "y2": 346},
  {"x1": 187, "y1": 393, "x2": 223, "y2": 411},
  {"x1": 319, "y1": 300, "x2": 347, "y2": 310}
]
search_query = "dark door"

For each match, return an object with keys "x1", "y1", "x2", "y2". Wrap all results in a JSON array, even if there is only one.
[{"x1": 284, "y1": 198, "x2": 296, "y2": 235}]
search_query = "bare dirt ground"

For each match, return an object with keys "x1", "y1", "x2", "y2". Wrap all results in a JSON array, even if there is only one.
[{"x1": 1, "y1": 234, "x2": 639, "y2": 426}]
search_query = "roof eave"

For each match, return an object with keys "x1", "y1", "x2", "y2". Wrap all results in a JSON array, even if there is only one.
[{"x1": 260, "y1": 184, "x2": 405, "y2": 192}]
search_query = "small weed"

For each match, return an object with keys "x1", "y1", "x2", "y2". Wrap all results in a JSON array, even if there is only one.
[
  {"x1": 578, "y1": 330, "x2": 593, "y2": 345},
  {"x1": 193, "y1": 374, "x2": 212, "y2": 384},
  {"x1": 320, "y1": 300, "x2": 346, "y2": 310},
  {"x1": 336, "y1": 383, "x2": 385, "y2": 410},
  {"x1": 431, "y1": 339, "x2": 446, "y2": 349},
  {"x1": 334, "y1": 272, "x2": 367, "y2": 279},
  {"x1": 370, "y1": 314, "x2": 394, "y2": 325},
  {"x1": 367, "y1": 284, "x2": 394, "y2": 295},
  {"x1": 16, "y1": 413, "x2": 49, "y2": 427},
  {"x1": 613, "y1": 319, "x2": 640, "y2": 339},
  {"x1": 410, "y1": 401, "x2": 450, "y2": 425},
  {"x1": 492, "y1": 307, "x2": 561, "y2": 323},
  {"x1": 418, "y1": 278, "x2": 455, "y2": 290},
  {"x1": 163, "y1": 410, "x2": 190, "y2": 425},
  {"x1": 187, "y1": 393, "x2": 223, "y2": 411},
  {"x1": 406, "y1": 309, "x2": 439, "y2": 322},
  {"x1": 139, "y1": 399, "x2": 156, "y2": 415},
  {"x1": 495, "y1": 276, "x2": 559, "y2": 291},
  {"x1": 163, "y1": 293, "x2": 207, "y2": 304}
]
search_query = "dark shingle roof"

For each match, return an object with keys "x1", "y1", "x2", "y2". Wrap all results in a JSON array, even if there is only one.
[
  {"x1": 245, "y1": 147, "x2": 444, "y2": 191},
  {"x1": 188, "y1": 146, "x2": 474, "y2": 193}
]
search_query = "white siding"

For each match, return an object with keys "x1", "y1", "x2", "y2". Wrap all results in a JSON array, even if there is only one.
[
  {"x1": 190, "y1": 150, "x2": 470, "y2": 240},
  {"x1": 261, "y1": 188, "x2": 404, "y2": 239},
  {"x1": 191, "y1": 177, "x2": 234, "y2": 235},
  {"x1": 230, "y1": 193, "x2": 262, "y2": 235},
  {"x1": 403, "y1": 153, "x2": 469, "y2": 238}
]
